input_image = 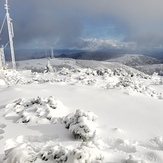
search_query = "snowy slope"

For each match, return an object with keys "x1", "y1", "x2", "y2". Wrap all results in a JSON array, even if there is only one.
[
  {"x1": 107, "y1": 54, "x2": 163, "y2": 75},
  {"x1": 136, "y1": 64, "x2": 163, "y2": 75},
  {"x1": 0, "y1": 58, "x2": 163, "y2": 163},
  {"x1": 17, "y1": 57, "x2": 145, "y2": 74},
  {"x1": 107, "y1": 54, "x2": 161, "y2": 66}
]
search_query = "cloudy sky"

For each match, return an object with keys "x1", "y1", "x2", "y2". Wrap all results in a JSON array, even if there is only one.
[{"x1": 1, "y1": 0, "x2": 163, "y2": 52}]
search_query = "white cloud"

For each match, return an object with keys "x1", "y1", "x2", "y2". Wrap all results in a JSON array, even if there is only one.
[{"x1": 1, "y1": 0, "x2": 163, "y2": 50}]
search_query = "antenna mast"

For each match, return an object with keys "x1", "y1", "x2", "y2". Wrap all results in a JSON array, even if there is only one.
[
  {"x1": 4, "y1": 0, "x2": 16, "y2": 69},
  {"x1": 50, "y1": 47, "x2": 54, "y2": 58}
]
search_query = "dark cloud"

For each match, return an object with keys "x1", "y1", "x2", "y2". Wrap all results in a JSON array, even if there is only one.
[{"x1": 0, "y1": 0, "x2": 163, "y2": 50}]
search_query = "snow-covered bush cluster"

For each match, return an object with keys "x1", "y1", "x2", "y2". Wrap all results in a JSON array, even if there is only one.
[
  {"x1": 32, "y1": 76, "x2": 51, "y2": 84},
  {"x1": 40, "y1": 144, "x2": 69, "y2": 162},
  {"x1": 1, "y1": 64, "x2": 161, "y2": 100},
  {"x1": 151, "y1": 72, "x2": 163, "y2": 85},
  {"x1": 44, "y1": 61, "x2": 55, "y2": 73},
  {"x1": 115, "y1": 76, "x2": 146, "y2": 92},
  {"x1": 29, "y1": 66, "x2": 163, "y2": 99},
  {"x1": 84, "y1": 68, "x2": 97, "y2": 76},
  {"x1": 4, "y1": 96, "x2": 67, "y2": 124},
  {"x1": 80, "y1": 78, "x2": 97, "y2": 86},
  {"x1": 104, "y1": 74, "x2": 145, "y2": 92},
  {"x1": 126, "y1": 155, "x2": 147, "y2": 163},
  {"x1": 96, "y1": 68, "x2": 113, "y2": 76},
  {"x1": 59, "y1": 67, "x2": 72, "y2": 76},
  {"x1": 63, "y1": 109, "x2": 98, "y2": 141},
  {"x1": 4, "y1": 143, "x2": 37, "y2": 163},
  {"x1": 3, "y1": 101, "x2": 102, "y2": 162},
  {"x1": 4, "y1": 139, "x2": 104, "y2": 163},
  {"x1": 111, "y1": 139, "x2": 137, "y2": 153},
  {"x1": 151, "y1": 136, "x2": 163, "y2": 150},
  {"x1": 0, "y1": 70, "x2": 29, "y2": 85},
  {"x1": 113, "y1": 76, "x2": 163, "y2": 98},
  {"x1": 66, "y1": 145, "x2": 104, "y2": 163},
  {"x1": 4, "y1": 97, "x2": 99, "y2": 140}
]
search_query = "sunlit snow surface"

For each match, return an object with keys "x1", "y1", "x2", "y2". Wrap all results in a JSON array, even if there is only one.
[{"x1": 0, "y1": 58, "x2": 163, "y2": 163}]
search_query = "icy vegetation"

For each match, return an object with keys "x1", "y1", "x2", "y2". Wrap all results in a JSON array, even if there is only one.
[
  {"x1": 4, "y1": 96, "x2": 68, "y2": 124},
  {"x1": 0, "y1": 69, "x2": 29, "y2": 85},
  {"x1": 63, "y1": 109, "x2": 98, "y2": 141},
  {"x1": 0, "y1": 58, "x2": 163, "y2": 163},
  {"x1": 1, "y1": 59, "x2": 163, "y2": 99},
  {"x1": 4, "y1": 139, "x2": 104, "y2": 163},
  {"x1": 2, "y1": 96, "x2": 102, "y2": 163}
]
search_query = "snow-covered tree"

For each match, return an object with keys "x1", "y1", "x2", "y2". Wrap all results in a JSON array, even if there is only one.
[{"x1": 44, "y1": 61, "x2": 54, "y2": 73}]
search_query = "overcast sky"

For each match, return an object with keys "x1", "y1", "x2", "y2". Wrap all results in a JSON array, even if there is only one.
[{"x1": 1, "y1": 0, "x2": 163, "y2": 51}]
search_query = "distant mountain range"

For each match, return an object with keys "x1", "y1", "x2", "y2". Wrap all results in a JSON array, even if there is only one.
[
  {"x1": 56, "y1": 51, "x2": 163, "y2": 75},
  {"x1": 57, "y1": 51, "x2": 122, "y2": 61},
  {"x1": 105, "y1": 54, "x2": 163, "y2": 75},
  {"x1": 4, "y1": 48, "x2": 163, "y2": 75},
  {"x1": 57, "y1": 51, "x2": 162, "y2": 64}
]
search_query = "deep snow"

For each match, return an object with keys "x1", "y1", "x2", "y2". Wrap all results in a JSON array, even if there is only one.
[{"x1": 0, "y1": 58, "x2": 163, "y2": 163}]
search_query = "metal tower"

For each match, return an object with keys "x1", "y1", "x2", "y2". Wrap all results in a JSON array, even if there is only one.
[
  {"x1": 4, "y1": 0, "x2": 16, "y2": 69},
  {"x1": 0, "y1": 45, "x2": 5, "y2": 69},
  {"x1": 50, "y1": 47, "x2": 54, "y2": 58}
]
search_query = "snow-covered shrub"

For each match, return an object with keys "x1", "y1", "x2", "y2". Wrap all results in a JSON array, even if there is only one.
[
  {"x1": 104, "y1": 83, "x2": 115, "y2": 89},
  {"x1": 59, "y1": 67, "x2": 71, "y2": 75},
  {"x1": 151, "y1": 72, "x2": 162, "y2": 85},
  {"x1": 136, "y1": 72, "x2": 150, "y2": 79},
  {"x1": 63, "y1": 109, "x2": 98, "y2": 141},
  {"x1": 66, "y1": 145, "x2": 104, "y2": 163},
  {"x1": 32, "y1": 77, "x2": 51, "y2": 84},
  {"x1": 113, "y1": 68, "x2": 127, "y2": 76},
  {"x1": 1, "y1": 70, "x2": 29, "y2": 85},
  {"x1": 151, "y1": 136, "x2": 163, "y2": 150},
  {"x1": 4, "y1": 141, "x2": 104, "y2": 163},
  {"x1": 4, "y1": 96, "x2": 67, "y2": 124},
  {"x1": 115, "y1": 76, "x2": 148, "y2": 93},
  {"x1": 71, "y1": 68, "x2": 81, "y2": 73},
  {"x1": 85, "y1": 68, "x2": 96, "y2": 76},
  {"x1": 113, "y1": 139, "x2": 137, "y2": 153},
  {"x1": 158, "y1": 93, "x2": 163, "y2": 99},
  {"x1": 96, "y1": 68, "x2": 112, "y2": 76},
  {"x1": 48, "y1": 96, "x2": 58, "y2": 109},
  {"x1": 78, "y1": 75, "x2": 86, "y2": 80},
  {"x1": 40, "y1": 143, "x2": 103, "y2": 163},
  {"x1": 4, "y1": 143, "x2": 37, "y2": 163},
  {"x1": 30, "y1": 96, "x2": 44, "y2": 105},
  {"x1": 116, "y1": 76, "x2": 134, "y2": 88},
  {"x1": 44, "y1": 61, "x2": 54, "y2": 73},
  {"x1": 40, "y1": 144, "x2": 69, "y2": 162},
  {"x1": 126, "y1": 155, "x2": 147, "y2": 163},
  {"x1": 81, "y1": 79, "x2": 96, "y2": 86}
]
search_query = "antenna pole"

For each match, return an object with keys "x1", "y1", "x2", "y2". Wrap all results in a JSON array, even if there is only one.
[
  {"x1": 51, "y1": 47, "x2": 54, "y2": 58},
  {"x1": 5, "y1": 0, "x2": 16, "y2": 69}
]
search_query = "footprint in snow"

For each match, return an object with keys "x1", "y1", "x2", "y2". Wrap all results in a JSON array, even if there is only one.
[
  {"x1": 0, "y1": 123, "x2": 6, "y2": 128},
  {"x1": 113, "y1": 127, "x2": 125, "y2": 134},
  {"x1": 146, "y1": 152, "x2": 159, "y2": 162},
  {"x1": 0, "y1": 123, "x2": 6, "y2": 140},
  {"x1": 113, "y1": 139, "x2": 137, "y2": 153},
  {"x1": 0, "y1": 135, "x2": 4, "y2": 140},
  {"x1": 0, "y1": 129, "x2": 5, "y2": 134}
]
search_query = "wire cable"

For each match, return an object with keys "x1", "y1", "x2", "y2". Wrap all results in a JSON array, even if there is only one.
[{"x1": 0, "y1": 14, "x2": 6, "y2": 35}]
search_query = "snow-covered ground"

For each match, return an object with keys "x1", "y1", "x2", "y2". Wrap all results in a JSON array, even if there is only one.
[{"x1": 0, "y1": 58, "x2": 163, "y2": 163}]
